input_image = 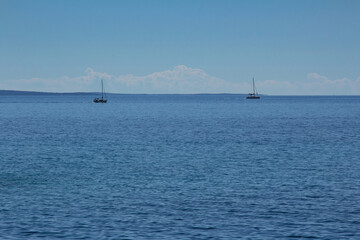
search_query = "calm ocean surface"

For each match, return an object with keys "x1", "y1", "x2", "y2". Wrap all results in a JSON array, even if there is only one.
[{"x1": 1, "y1": 94, "x2": 359, "y2": 239}]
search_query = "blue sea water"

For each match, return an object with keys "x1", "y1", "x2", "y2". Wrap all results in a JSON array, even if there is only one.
[{"x1": 0, "y1": 94, "x2": 360, "y2": 239}]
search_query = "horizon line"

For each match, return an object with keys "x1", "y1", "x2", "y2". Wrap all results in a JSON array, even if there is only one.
[{"x1": 1, "y1": 89, "x2": 360, "y2": 97}]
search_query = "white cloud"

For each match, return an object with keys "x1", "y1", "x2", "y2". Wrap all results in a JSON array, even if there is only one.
[
  {"x1": 303, "y1": 73, "x2": 360, "y2": 95},
  {"x1": 0, "y1": 65, "x2": 246, "y2": 94},
  {"x1": 257, "y1": 73, "x2": 360, "y2": 95},
  {"x1": 0, "y1": 67, "x2": 359, "y2": 95},
  {"x1": 307, "y1": 72, "x2": 327, "y2": 80},
  {"x1": 113, "y1": 65, "x2": 245, "y2": 93}
]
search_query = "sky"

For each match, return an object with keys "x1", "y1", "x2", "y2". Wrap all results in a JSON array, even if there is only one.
[{"x1": 0, "y1": 0, "x2": 359, "y2": 95}]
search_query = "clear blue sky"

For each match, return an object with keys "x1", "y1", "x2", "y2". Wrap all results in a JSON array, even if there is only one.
[{"x1": 1, "y1": 0, "x2": 359, "y2": 94}]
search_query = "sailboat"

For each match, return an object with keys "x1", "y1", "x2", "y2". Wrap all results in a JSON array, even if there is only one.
[
  {"x1": 246, "y1": 78, "x2": 260, "y2": 99},
  {"x1": 93, "y1": 80, "x2": 107, "y2": 103}
]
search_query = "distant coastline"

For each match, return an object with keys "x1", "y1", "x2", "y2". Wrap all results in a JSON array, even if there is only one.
[
  {"x1": 0, "y1": 90, "x2": 249, "y2": 96},
  {"x1": 0, "y1": 90, "x2": 97, "y2": 95},
  {"x1": 1, "y1": 90, "x2": 359, "y2": 96}
]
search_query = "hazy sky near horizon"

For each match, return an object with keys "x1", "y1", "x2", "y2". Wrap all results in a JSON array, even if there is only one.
[{"x1": 1, "y1": 0, "x2": 359, "y2": 94}]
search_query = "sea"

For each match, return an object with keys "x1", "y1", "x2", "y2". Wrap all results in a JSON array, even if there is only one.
[{"x1": 1, "y1": 93, "x2": 359, "y2": 239}]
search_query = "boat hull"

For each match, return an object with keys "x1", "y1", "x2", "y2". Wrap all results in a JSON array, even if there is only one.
[
  {"x1": 246, "y1": 96, "x2": 260, "y2": 99},
  {"x1": 93, "y1": 98, "x2": 107, "y2": 103}
]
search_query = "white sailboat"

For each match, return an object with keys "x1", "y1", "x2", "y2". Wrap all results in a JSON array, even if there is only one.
[
  {"x1": 246, "y1": 78, "x2": 260, "y2": 99},
  {"x1": 93, "y1": 80, "x2": 107, "y2": 103}
]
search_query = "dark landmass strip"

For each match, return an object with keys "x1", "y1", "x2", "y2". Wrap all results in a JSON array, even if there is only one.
[
  {"x1": 0, "y1": 90, "x2": 96, "y2": 95},
  {"x1": 0, "y1": 90, "x2": 249, "y2": 96}
]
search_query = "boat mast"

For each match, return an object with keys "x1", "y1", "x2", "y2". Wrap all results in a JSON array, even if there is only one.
[
  {"x1": 101, "y1": 80, "x2": 104, "y2": 99},
  {"x1": 252, "y1": 77, "x2": 255, "y2": 94}
]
